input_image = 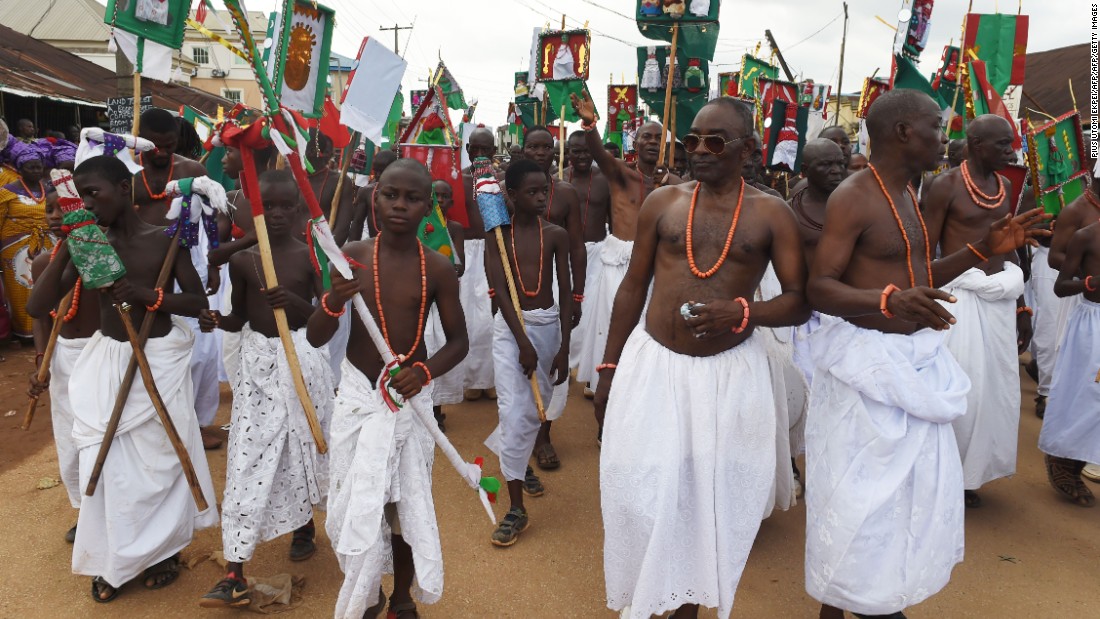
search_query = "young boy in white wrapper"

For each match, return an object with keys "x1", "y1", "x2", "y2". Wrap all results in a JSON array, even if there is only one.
[
  {"x1": 307, "y1": 159, "x2": 468, "y2": 619},
  {"x1": 31, "y1": 155, "x2": 219, "y2": 603},
  {"x1": 1039, "y1": 218, "x2": 1100, "y2": 507},
  {"x1": 26, "y1": 181, "x2": 100, "y2": 544},
  {"x1": 196, "y1": 170, "x2": 334, "y2": 608},
  {"x1": 484, "y1": 158, "x2": 572, "y2": 547}
]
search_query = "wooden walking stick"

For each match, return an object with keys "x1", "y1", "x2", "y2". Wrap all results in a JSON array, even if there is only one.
[
  {"x1": 471, "y1": 158, "x2": 547, "y2": 422},
  {"x1": 114, "y1": 301, "x2": 209, "y2": 511},
  {"x1": 21, "y1": 287, "x2": 75, "y2": 430}
]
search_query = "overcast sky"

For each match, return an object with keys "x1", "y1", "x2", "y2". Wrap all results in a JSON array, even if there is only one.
[{"x1": 194, "y1": 0, "x2": 1084, "y2": 129}]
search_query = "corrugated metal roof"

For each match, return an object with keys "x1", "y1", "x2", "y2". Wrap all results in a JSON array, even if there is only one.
[
  {"x1": 1022, "y1": 44, "x2": 1089, "y2": 122},
  {"x1": 0, "y1": 23, "x2": 231, "y2": 116},
  {"x1": 0, "y1": 0, "x2": 110, "y2": 43}
]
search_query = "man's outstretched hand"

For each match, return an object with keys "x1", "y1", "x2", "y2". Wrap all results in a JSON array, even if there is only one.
[
  {"x1": 570, "y1": 92, "x2": 597, "y2": 125},
  {"x1": 980, "y1": 208, "x2": 1052, "y2": 256}
]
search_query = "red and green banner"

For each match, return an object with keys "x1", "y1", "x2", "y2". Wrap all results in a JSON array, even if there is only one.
[
  {"x1": 419, "y1": 201, "x2": 455, "y2": 264},
  {"x1": 963, "y1": 13, "x2": 1028, "y2": 96},
  {"x1": 718, "y1": 72, "x2": 739, "y2": 97},
  {"x1": 967, "y1": 58, "x2": 1021, "y2": 149}
]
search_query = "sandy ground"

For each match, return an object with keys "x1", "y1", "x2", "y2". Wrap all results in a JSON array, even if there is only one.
[{"x1": 0, "y1": 340, "x2": 1097, "y2": 618}]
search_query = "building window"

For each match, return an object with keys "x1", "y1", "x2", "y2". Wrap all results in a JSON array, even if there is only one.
[
  {"x1": 192, "y1": 47, "x2": 210, "y2": 65},
  {"x1": 234, "y1": 53, "x2": 248, "y2": 65},
  {"x1": 222, "y1": 89, "x2": 243, "y2": 103}
]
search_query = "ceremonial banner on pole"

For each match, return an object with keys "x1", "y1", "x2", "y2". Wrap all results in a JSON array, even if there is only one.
[
  {"x1": 717, "y1": 72, "x2": 739, "y2": 97},
  {"x1": 400, "y1": 87, "x2": 468, "y2": 227},
  {"x1": 963, "y1": 13, "x2": 1028, "y2": 96},
  {"x1": 895, "y1": 0, "x2": 935, "y2": 60},
  {"x1": 637, "y1": 45, "x2": 709, "y2": 139},
  {"x1": 264, "y1": 0, "x2": 335, "y2": 117},
  {"x1": 636, "y1": 0, "x2": 722, "y2": 61},
  {"x1": 104, "y1": 0, "x2": 190, "y2": 48},
  {"x1": 738, "y1": 55, "x2": 778, "y2": 100},
  {"x1": 857, "y1": 77, "x2": 892, "y2": 118},
  {"x1": 339, "y1": 36, "x2": 407, "y2": 146},
  {"x1": 536, "y1": 30, "x2": 592, "y2": 124},
  {"x1": 1025, "y1": 112, "x2": 1087, "y2": 215},
  {"x1": 967, "y1": 58, "x2": 1021, "y2": 149},
  {"x1": 435, "y1": 61, "x2": 468, "y2": 110}
]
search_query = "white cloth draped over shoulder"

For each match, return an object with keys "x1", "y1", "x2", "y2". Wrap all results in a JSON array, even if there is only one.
[
  {"x1": 576, "y1": 234, "x2": 633, "y2": 387},
  {"x1": 51, "y1": 336, "x2": 90, "y2": 509},
  {"x1": 70, "y1": 321, "x2": 218, "y2": 588},
  {"x1": 1039, "y1": 299, "x2": 1100, "y2": 464},
  {"x1": 804, "y1": 319, "x2": 968, "y2": 616},
  {"x1": 485, "y1": 307, "x2": 563, "y2": 480},
  {"x1": 459, "y1": 239, "x2": 495, "y2": 390},
  {"x1": 940, "y1": 263, "x2": 1025, "y2": 489},
  {"x1": 602, "y1": 327, "x2": 776, "y2": 619},
  {"x1": 327, "y1": 361, "x2": 441, "y2": 619},
  {"x1": 221, "y1": 327, "x2": 333, "y2": 563}
]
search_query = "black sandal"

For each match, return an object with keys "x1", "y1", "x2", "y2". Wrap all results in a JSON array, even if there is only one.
[
  {"x1": 91, "y1": 576, "x2": 118, "y2": 603},
  {"x1": 142, "y1": 553, "x2": 180, "y2": 590},
  {"x1": 289, "y1": 525, "x2": 317, "y2": 562},
  {"x1": 389, "y1": 601, "x2": 420, "y2": 618},
  {"x1": 363, "y1": 587, "x2": 386, "y2": 619}
]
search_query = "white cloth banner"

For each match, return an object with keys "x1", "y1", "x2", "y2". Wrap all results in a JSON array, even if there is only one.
[
  {"x1": 112, "y1": 30, "x2": 173, "y2": 83},
  {"x1": 340, "y1": 37, "x2": 407, "y2": 145}
]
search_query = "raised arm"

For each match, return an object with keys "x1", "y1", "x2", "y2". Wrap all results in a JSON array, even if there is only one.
[{"x1": 571, "y1": 91, "x2": 625, "y2": 186}]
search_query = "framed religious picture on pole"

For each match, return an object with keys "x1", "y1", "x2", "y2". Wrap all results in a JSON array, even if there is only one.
[
  {"x1": 104, "y1": 0, "x2": 191, "y2": 48},
  {"x1": 264, "y1": 0, "x2": 335, "y2": 117},
  {"x1": 537, "y1": 30, "x2": 591, "y2": 82}
]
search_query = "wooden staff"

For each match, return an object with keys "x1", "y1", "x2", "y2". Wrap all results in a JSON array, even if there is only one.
[
  {"x1": 86, "y1": 232, "x2": 181, "y2": 496},
  {"x1": 491, "y1": 227, "x2": 547, "y2": 422},
  {"x1": 113, "y1": 301, "x2": 209, "y2": 512},
  {"x1": 21, "y1": 287, "x2": 75, "y2": 430},
  {"x1": 668, "y1": 95, "x2": 677, "y2": 172},
  {"x1": 252, "y1": 205, "x2": 328, "y2": 452},
  {"x1": 657, "y1": 23, "x2": 680, "y2": 168},
  {"x1": 558, "y1": 103, "x2": 567, "y2": 180},
  {"x1": 328, "y1": 132, "x2": 358, "y2": 226}
]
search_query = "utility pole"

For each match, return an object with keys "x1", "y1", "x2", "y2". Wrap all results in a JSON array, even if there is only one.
[
  {"x1": 379, "y1": 23, "x2": 413, "y2": 56},
  {"x1": 764, "y1": 30, "x2": 794, "y2": 82}
]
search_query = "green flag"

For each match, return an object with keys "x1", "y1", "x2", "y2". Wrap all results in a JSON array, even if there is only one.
[
  {"x1": 419, "y1": 202, "x2": 455, "y2": 263},
  {"x1": 382, "y1": 92, "x2": 404, "y2": 148},
  {"x1": 635, "y1": 0, "x2": 722, "y2": 61},
  {"x1": 963, "y1": 13, "x2": 1028, "y2": 96},
  {"x1": 892, "y1": 54, "x2": 946, "y2": 108},
  {"x1": 542, "y1": 80, "x2": 590, "y2": 123}
]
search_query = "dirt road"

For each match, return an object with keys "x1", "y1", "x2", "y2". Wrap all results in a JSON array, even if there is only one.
[{"x1": 0, "y1": 342, "x2": 1095, "y2": 617}]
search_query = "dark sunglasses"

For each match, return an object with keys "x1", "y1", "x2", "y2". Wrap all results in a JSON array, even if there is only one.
[{"x1": 683, "y1": 133, "x2": 751, "y2": 155}]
